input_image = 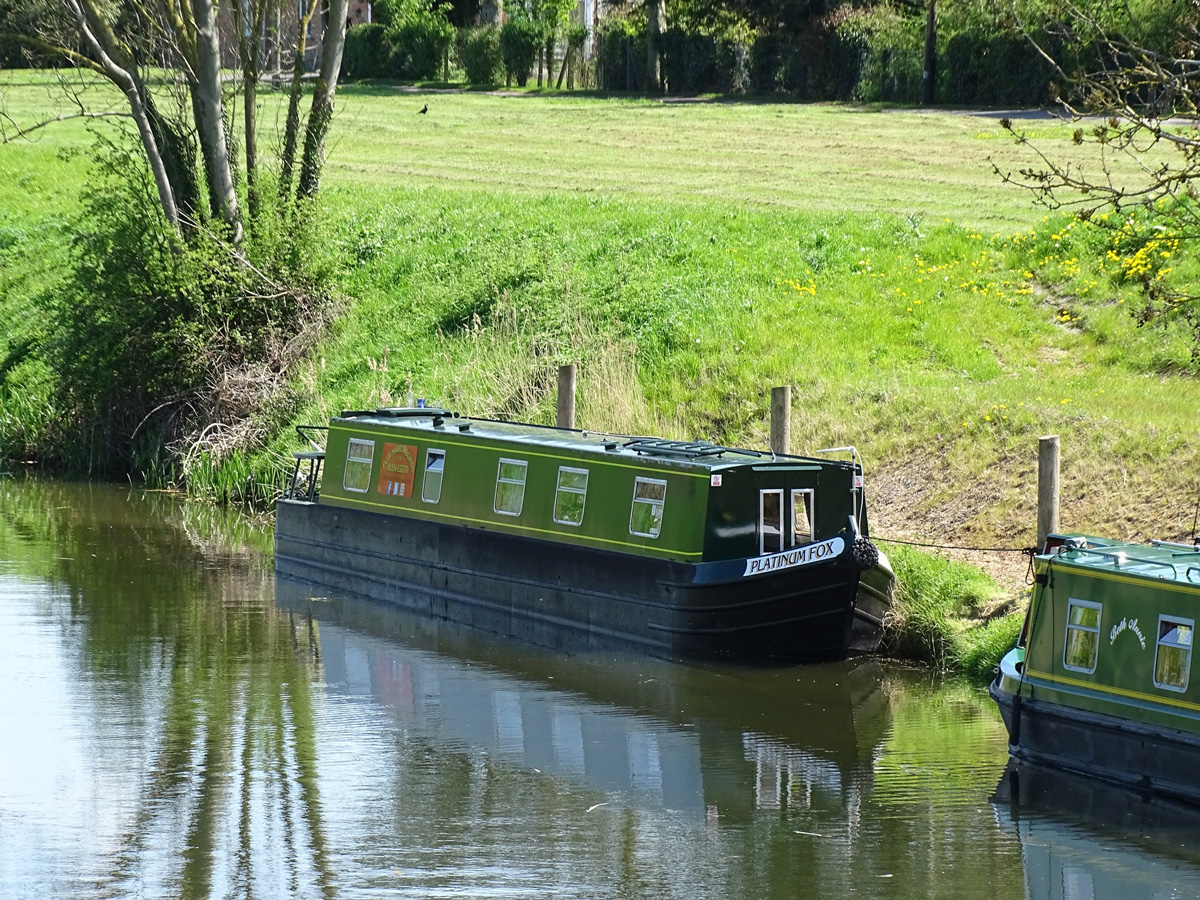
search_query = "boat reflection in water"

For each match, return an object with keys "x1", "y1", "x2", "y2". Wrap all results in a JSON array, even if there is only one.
[
  {"x1": 993, "y1": 762, "x2": 1200, "y2": 900},
  {"x1": 275, "y1": 575, "x2": 891, "y2": 824}
]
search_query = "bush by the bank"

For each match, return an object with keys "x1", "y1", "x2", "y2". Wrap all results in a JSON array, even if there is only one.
[
  {"x1": 388, "y1": 18, "x2": 455, "y2": 81},
  {"x1": 500, "y1": 19, "x2": 543, "y2": 87},
  {"x1": 344, "y1": 24, "x2": 391, "y2": 79},
  {"x1": 458, "y1": 25, "x2": 503, "y2": 85}
]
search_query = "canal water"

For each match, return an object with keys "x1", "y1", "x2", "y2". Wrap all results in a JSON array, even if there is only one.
[{"x1": 3, "y1": 480, "x2": 1200, "y2": 900}]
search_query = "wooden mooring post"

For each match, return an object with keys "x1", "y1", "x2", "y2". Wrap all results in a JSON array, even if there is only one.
[
  {"x1": 557, "y1": 363, "x2": 577, "y2": 429},
  {"x1": 1037, "y1": 435, "x2": 1060, "y2": 552},
  {"x1": 770, "y1": 386, "x2": 791, "y2": 455}
]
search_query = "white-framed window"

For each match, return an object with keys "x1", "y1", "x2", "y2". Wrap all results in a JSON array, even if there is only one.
[
  {"x1": 792, "y1": 489, "x2": 814, "y2": 545},
  {"x1": 343, "y1": 439, "x2": 375, "y2": 493},
  {"x1": 494, "y1": 458, "x2": 528, "y2": 516},
  {"x1": 760, "y1": 489, "x2": 784, "y2": 555},
  {"x1": 629, "y1": 477, "x2": 667, "y2": 538},
  {"x1": 553, "y1": 467, "x2": 589, "y2": 526},
  {"x1": 1154, "y1": 615, "x2": 1194, "y2": 692},
  {"x1": 1063, "y1": 598, "x2": 1102, "y2": 674},
  {"x1": 422, "y1": 448, "x2": 445, "y2": 504}
]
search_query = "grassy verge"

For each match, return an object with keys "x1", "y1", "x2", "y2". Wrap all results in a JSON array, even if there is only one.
[
  {"x1": 883, "y1": 544, "x2": 1024, "y2": 682},
  {"x1": 3, "y1": 78, "x2": 1196, "y2": 677}
]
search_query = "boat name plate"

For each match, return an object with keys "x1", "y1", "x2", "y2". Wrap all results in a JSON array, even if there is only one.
[{"x1": 743, "y1": 536, "x2": 845, "y2": 577}]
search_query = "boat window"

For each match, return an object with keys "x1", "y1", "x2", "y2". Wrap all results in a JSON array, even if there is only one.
[
  {"x1": 1063, "y1": 599, "x2": 1102, "y2": 674},
  {"x1": 630, "y1": 477, "x2": 667, "y2": 538},
  {"x1": 343, "y1": 439, "x2": 375, "y2": 493},
  {"x1": 792, "y1": 489, "x2": 814, "y2": 545},
  {"x1": 760, "y1": 490, "x2": 784, "y2": 555},
  {"x1": 553, "y1": 467, "x2": 589, "y2": 526},
  {"x1": 422, "y1": 449, "x2": 445, "y2": 504},
  {"x1": 494, "y1": 458, "x2": 528, "y2": 516},
  {"x1": 1154, "y1": 615, "x2": 1194, "y2": 692}
]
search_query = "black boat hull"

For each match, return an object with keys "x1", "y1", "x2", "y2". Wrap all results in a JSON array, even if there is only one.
[
  {"x1": 275, "y1": 499, "x2": 865, "y2": 661},
  {"x1": 990, "y1": 680, "x2": 1200, "y2": 806}
]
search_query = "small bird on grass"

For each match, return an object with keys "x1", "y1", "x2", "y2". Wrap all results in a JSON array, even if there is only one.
[{"x1": 418, "y1": 104, "x2": 428, "y2": 114}]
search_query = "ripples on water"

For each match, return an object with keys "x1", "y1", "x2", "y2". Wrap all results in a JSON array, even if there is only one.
[{"x1": 2, "y1": 481, "x2": 1200, "y2": 899}]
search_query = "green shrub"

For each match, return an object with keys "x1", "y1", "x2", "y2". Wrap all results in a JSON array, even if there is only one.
[
  {"x1": 388, "y1": 17, "x2": 454, "y2": 81},
  {"x1": 343, "y1": 23, "x2": 390, "y2": 79},
  {"x1": 500, "y1": 19, "x2": 543, "y2": 87},
  {"x1": 458, "y1": 25, "x2": 503, "y2": 84},
  {"x1": 837, "y1": 6, "x2": 922, "y2": 103},
  {"x1": 942, "y1": 31, "x2": 1054, "y2": 106},
  {"x1": 595, "y1": 19, "x2": 647, "y2": 91}
]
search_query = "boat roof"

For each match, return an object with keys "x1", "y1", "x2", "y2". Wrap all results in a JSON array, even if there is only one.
[
  {"x1": 1042, "y1": 533, "x2": 1200, "y2": 587},
  {"x1": 331, "y1": 408, "x2": 859, "y2": 473}
]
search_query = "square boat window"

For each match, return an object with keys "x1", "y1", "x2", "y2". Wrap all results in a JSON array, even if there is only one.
[
  {"x1": 422, "y1": 449, "x2": 445, "y2": 504},
  {"x1": 1154, "y1": 615, "x2": 1194, "y2": 692},
  {"x1": 344, "y1": 439, "x2": 375, "y2": 493},
  {"x1": 630, "y1": 477, "x2": 667, "y2": 538},
  {"x1": 760, "y1": 489, "x2": 784, "y2": 555},
  {"x1": 494, "y1": 458, "x2": 528, "y2": 516},
  {"x1": 792, "y1": 489, "x2": 815, "y2": 546},
  {"x1": 1063, "y1": 598, "x2": 1102, "y2": 674},
  {"x1": 553, "y1": 467, "x2": 589, "y2": 526}
]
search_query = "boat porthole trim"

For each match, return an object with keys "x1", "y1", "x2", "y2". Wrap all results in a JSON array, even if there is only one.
[
  {"x1": 759, "y1": 489, "x2": 784, "y2": 556},
  {"x1": 343, "y1": 438, "x2": 375, "y2": 494},
  {"x1": 422, "y1": 448, "x2": 446, "y2": 504},
  {"x1": 553, "y1": 466, "x2": 589, "y2": 526},
  {"x1": 792, "y1": 489, "x2": 815, "y2": 546},
  {"x1": 494, "y1": 457, "x2": 528, "y2": 517},
  {"x1": 1063, "y1": 598, "x2": 1102, "y2": 674},
  {"x1": 1154, "y1": 615, "x2": 1194, "y2": 692},
  {"x1": 630, "y1": 477, "x2": 667, "y2": 538}
]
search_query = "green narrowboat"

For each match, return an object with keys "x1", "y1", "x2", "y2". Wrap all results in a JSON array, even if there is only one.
[
  {"x1": 275, "y1": 408, "x2": 892, "y2": 661},
  {"x1": 991, "y1": 534, "x2": 1200, "y2": 803}
]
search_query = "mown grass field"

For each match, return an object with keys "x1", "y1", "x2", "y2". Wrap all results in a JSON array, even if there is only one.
[{"x1": 3, "y1": 75, "x2": 1199, "y2": 671}]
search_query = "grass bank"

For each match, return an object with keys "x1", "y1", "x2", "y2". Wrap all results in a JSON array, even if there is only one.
[{"x1": 3, "y1": 78, "x2": 1197, "y2": 678}]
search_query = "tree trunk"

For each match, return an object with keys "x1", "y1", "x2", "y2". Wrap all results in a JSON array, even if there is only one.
[
  {"x1": 646, "y1": 0, "x2": 665, "y2": 93},
  {"x1": 297, "y1": 0, "x2": 348, "y2": 199},
  {"x1": 556, "y1": 47, "x2": 567, "y2": 89},
  {"x1": 68, "y1": 0, "x2": 182, "y2": 233},
  {"x1": 234, "y1": 0, "x2": 266, "y2": 222},
  {"x1": 922, "y1": 0, "x2": 937, "y2": 106},
  {"x1": 192, "y1": 0, "x2": 243, "y2": 241},
  {"x1": 279, "y1": 1, "x2": 317, "y2": 204}
]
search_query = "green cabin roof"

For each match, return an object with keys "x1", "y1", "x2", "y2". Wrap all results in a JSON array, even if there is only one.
[
  {"x1": 1041, "y1": 534, "x2": 1200, "y2": 589},
  {"x1": 333, "y1": 408, "x2": 859, "y2": 474}
]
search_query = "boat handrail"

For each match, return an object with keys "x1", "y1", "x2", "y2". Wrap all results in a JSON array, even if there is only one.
[
  {"x1": 624, "y1": 438, "x2": 761, "y2": 460},
  {"x1": 1059, "y1": 546, "x2": 1179, "y2": 575},
  {"x1": 340, "y1": 407, "x2": 455, "y2": 419},
  {"x1": 1151, "y1": 539, "x2": 1200, "y2": 554},
  {"x1": 295, "y1": 424, "x2": 328, "y2": 452}
]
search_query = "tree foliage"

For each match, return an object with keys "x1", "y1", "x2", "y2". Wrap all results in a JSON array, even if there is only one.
[
  {"x1": 0, "y1": 0, "x2": 347, "y2": 480},
  {"x1": 998, "y1": 0, "x2": 1200, "y2": 361}
]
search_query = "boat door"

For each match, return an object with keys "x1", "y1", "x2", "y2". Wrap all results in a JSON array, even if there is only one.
[{"x1": 759, "y1": 488, "x2": 816, "y2": 555}]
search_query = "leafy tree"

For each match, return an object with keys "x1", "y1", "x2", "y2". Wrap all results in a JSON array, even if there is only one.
[
  {"x1": 997, "y1": 0, "x2": 1200, "y2": 360},
  {"x1": 0, "y1": 0, "x2": 347, "y2": 480}
]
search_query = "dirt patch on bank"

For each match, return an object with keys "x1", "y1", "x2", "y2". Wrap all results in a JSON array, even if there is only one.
[{"x1": 868, "y1": 453, "x2": 1035, "y2": 592}]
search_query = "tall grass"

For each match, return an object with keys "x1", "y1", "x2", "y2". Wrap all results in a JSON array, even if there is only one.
[{"x1": 883, "y1": 542, "x2": 1024, "y2": 680}]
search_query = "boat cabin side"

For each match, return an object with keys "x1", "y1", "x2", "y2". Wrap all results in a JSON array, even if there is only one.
[
  {"x1": 313, "y1": 414, "x2": 864, "y2": 567},
  {"x1": 1019, "y1": 537, "x2": 1200, "y2": 728}
]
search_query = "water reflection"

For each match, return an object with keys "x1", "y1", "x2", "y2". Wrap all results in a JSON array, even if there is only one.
[
  {"x1": 994, "y1": 763, "x2": 1200, "y2": 900},
  {"x1": 5, "y1": 480, "x2": 1197, "y2": 900},
  {"x1": 0, "y1": 480, "x2": 331, "y2": 900},
  {"x1": 276, "y1": 578, "x2": 889, "y2": 824}
]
